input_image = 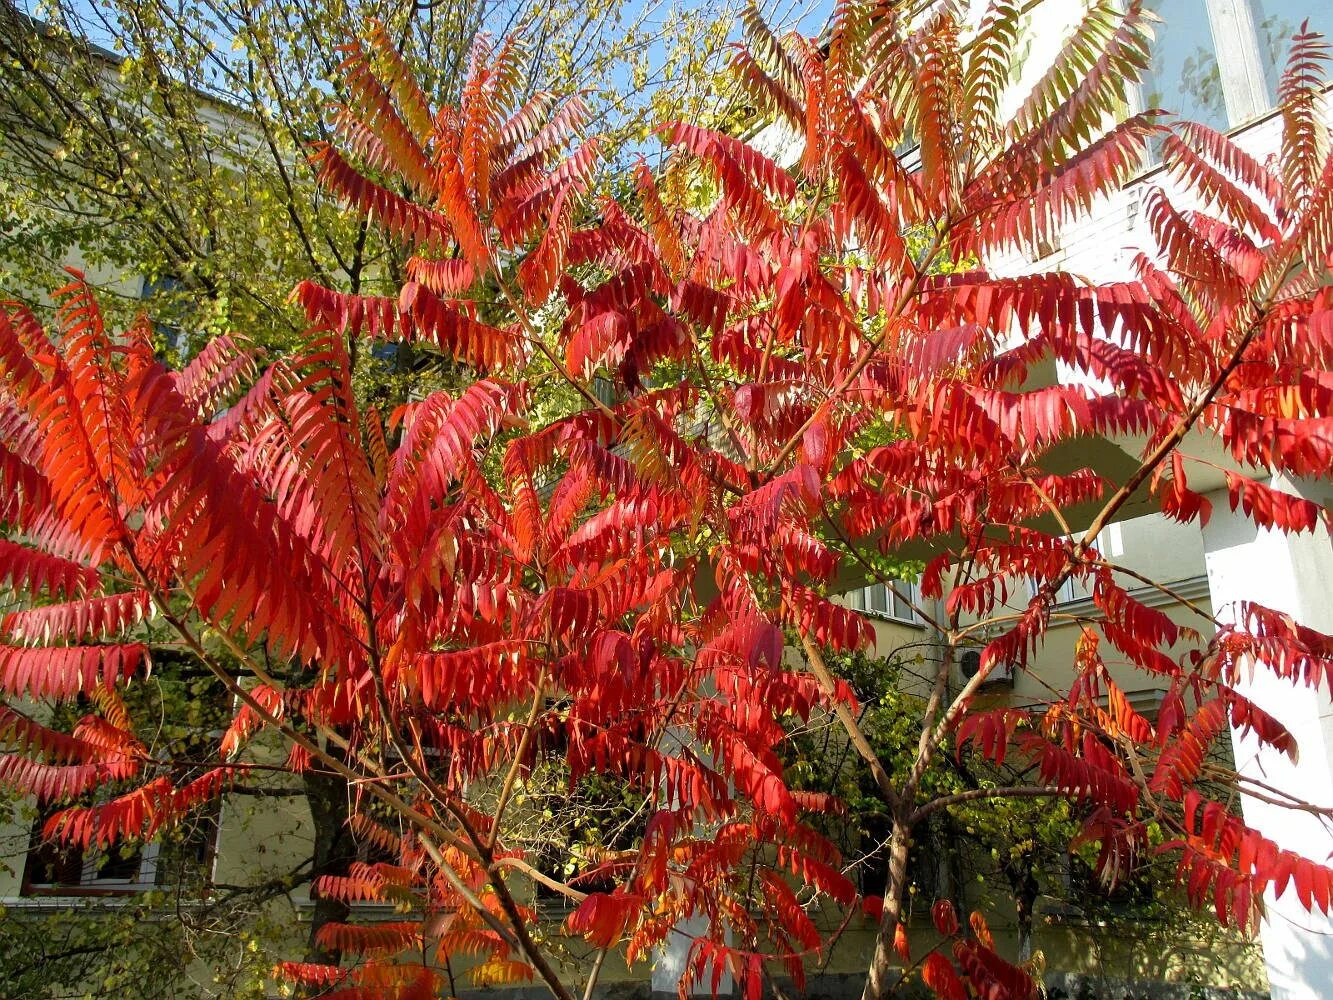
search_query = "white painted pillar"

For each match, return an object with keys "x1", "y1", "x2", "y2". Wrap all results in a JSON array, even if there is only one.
[
  {"x1": 1201, "y1": 478, "x2": 1333, "y2": 1000},
  {"x1": 651, "y1": 725, "x2": 734, "y2": 999},
  {"x1": 1203, "y1": 0, "x2": 1270, "y2": 126},
  {"x1": 652, "y1": 911, "x2": 733, "y2": 998}
]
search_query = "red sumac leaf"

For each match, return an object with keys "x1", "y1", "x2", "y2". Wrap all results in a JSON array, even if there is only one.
[
  {"x1": 921, "y1": 953, "x2": 967, "y2": 1000},
  {"x1": 932, "y1": 899, "x2": 959, "y2": 937}
]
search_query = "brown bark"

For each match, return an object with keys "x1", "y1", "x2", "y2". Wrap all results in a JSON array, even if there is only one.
[
  {"x1": 861, "y1": 817, "x2": 913, "y2": 1000},
  {"x1": 1007, "y1": 854, "x2": 1039, "y2": 962}
]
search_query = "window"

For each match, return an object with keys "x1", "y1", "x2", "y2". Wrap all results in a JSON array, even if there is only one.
[
  {"x1": 1045, "y1": 848, "x2": 1159, "y2": 919},
  {"x1": 1141, "y1": 0, "x2": 1229, "y2": 133},
  {"x1": 1141, "y1": 0, "x2": 1332, "y2": 133},
  {"x1": 846, "y1": 580, "x2": 920, "y2": 624},
  {"x1": 856, "y1": 813, "x2": 944, "y2": 910},
  {"x1": 23, "y1": 827, "x2": 160, "y2": 895},
  {"x1": 1252, "y1": 0, "x2": 1331, "y2": 102},
  {"x1": 21, "y1": 801, "x2": 220, "y2": 897},
  {"x1": 140, "y1": 274, "x2": 189, "y2": 362},
  {"x1": 591, "y1": 375, "x2": 620, "y2": 408},
  {"x1": 369, "y1": 341, "x2": 406, "y2": 370},
  {"x1": 1025, "y1": 575, "x2": 1081, "y2": 606},
  {"x1": 20, "y1": 672, "x2": 228, "y2": 897}
]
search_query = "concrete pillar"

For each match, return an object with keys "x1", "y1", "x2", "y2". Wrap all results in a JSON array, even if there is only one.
[{"x1": 1201, "y1": 478, "x2": 1333, "y2": 1000}]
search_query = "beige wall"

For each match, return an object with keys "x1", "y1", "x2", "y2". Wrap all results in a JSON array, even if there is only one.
[{"x1": 2, "y1": 238, "x2": 144, "y2": 311}]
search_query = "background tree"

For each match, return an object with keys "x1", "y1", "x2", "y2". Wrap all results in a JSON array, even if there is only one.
[
  {"x1": 0, "y1": 0, "x2": 745, "y2": 379},
  {"x1": 2, "y1": 5, "x2": 1333, "y2": 1000},
  {"x1": 789, "y1": 646, "x2": 1235, "y2": 975}
]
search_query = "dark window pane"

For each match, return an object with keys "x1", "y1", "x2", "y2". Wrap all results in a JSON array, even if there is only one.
[
  {"x1": 891, "y1": 586, "x2": 914, "y2": 621},
  {"x1": 592, "y1": 375, "x2": 620, "y2": 408},
  {"x1": 141, "y1": 274, "x2": 189, "y2": 361},
  {"x1": 867, "y1": 585, "x2": 888, "y2": 613},
  {"x1": 370, "y1": 341, "x2": 403, "y2": 365},
  {"x1": 25, "y1": 837, "x2": 83, "y2": 887},
  {"x1": 93, "y1": 846, "x2": 145, "y2": 882}
]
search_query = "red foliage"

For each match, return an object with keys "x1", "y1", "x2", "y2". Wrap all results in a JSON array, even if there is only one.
[{"x1": 2, "y1": 4, "x2": 1333, "y2": 1000}]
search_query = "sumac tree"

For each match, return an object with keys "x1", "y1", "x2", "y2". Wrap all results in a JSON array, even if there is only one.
[{"x1": 2, "y1": 3, "x2": 1333, "y2": 1000}]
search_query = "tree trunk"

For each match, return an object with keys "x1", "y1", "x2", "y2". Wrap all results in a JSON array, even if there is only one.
[
  {"x1": 1011, "y1": 861, "x2": 1039, "y2": 962},
  {"x1": 302, "y1": 759, "x2": 358, "y2": 966},
  {"x1": 861, "y1": 817, "x2": 913, "y2": 1000}
]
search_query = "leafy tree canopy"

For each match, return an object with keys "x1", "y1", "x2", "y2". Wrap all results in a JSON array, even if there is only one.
[{"x1": 0, "y1": 0, "x2": 745, "y2": 398}]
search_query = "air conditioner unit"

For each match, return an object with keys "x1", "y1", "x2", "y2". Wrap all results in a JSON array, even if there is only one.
[{"x1": 957, "y1": 647, "x2": 1015, "y2": 690}]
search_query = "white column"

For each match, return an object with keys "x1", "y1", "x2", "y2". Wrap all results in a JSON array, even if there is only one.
[
  {"x1": 651, "y1": 725, "x2": 734, "y2": 999},
  {"x1": 652, "y1": 911, "x2": 733, "y2": 998},
  {"x1": 1204, "y1": 0, "x2": 1270, "y2": 126},
  {"x1": 1201, "y1": 478, "x2": 1333, "y2": 1000}
]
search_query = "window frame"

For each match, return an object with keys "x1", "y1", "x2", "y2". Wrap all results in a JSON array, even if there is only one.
[
  {"x1": 847, "y1": 580, "x2": 922, "y2": 626},
  {"x1": 1134, "y1": 0, "x2": 1327, "y2": 135},
  {"x1": 21, "y1": 824, "x2": 163, "y2": 897},
  {"x1": 1024, "y1": 575, "x2": 1081, "y2": 607}
]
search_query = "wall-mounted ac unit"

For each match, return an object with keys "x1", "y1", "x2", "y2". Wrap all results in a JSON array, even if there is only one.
[{"x1": 958, "y1": 647, "x2": 1015, "y2": 689}]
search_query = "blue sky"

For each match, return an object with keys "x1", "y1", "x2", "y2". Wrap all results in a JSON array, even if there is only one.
[
  {"x1": 56, "y1": 0, "x2": 834, "y2": 65},
  {"x1": 47, "y1": 0, "x2": 834, "y2": 166}
]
